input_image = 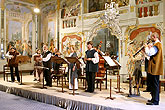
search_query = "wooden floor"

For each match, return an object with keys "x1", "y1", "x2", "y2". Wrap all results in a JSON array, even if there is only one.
[{"x1": 0, "y1": 74, "x2": 165, "y2": 110}]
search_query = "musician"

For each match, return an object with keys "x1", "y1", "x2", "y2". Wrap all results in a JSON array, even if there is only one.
[
  {"x1": 85, "y1": 41, "x2": 99, "y2": 93},
  {"x1": 143, "y1": 43, "x2": 153, "y2": 92},
  {"x1": 145, "y1": 32, "x2": 163, "y2": 105},
  {"x1": 6, "y1": 47, "x2": 20, "y2": 83},
  {"x1": 52, "y1": 47, "x2": 61, "y2": 72},
  {"x1": 33, "y1": 49, "x2": 43, "y2": 82},
  {"x1": 68, "y1": 46, "x2": 78, "y2": 90},
  {"x1": 41, "y1": 44, "x2": 52, "y2": 87}
]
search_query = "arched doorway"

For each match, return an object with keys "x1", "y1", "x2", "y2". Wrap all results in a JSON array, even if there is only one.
[{"x1": 92, "y1": 28, "x2": 119, "y2": 57}]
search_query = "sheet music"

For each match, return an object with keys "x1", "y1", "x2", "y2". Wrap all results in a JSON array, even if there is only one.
[
  {"x1": 102, "y1": 56, "x2": 116, "y2": 66},
  {"x1": 78, "y1": 58, "x2": 85, "y2": 65},
  {"x1": 114, "y1": 59, "x2": 121, "y2": 67}
]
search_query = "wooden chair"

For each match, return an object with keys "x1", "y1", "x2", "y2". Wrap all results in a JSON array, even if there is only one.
[
  {"x1": 52, "y1": 67, "x2": 66, "y2": 87},
  {"x1": 159, "y1": 79, "x2": 165, "y2": 93},
  {"x1": 3, "y1": 64, "x2": 15, "y2": 82},
  {"x1": 78, "y1": 68, "x2": 86, "y2": 89},
  {"x1": 95, "y1": 67, "x2": 107, "y2": 91}
]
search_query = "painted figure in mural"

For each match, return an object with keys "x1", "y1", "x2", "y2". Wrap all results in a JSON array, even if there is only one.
[
  {"x1": 22, "y1": 40, "x2": 28, "y2": 56},
  {"x1": 127, "y1": 41, "x2": 144, "y2": 94},
  {"x1": 61, "y1": 4, "x2": 66, "y2": 18},
  {"x1": 68, "y1": 46, "x2": 78, "y2": 90},
  {"x1": 89, "y1": 0, "x2": 100, "y2": 12},
  {"x1": 15, "y1": 40, "x2": 22, "y2": 55},
  {"x1": 28, "y1": 41, "x2": 32, "y2": 57},
  {"x1": 49, "y1": 40, "x2": 55, "y2": 53},
  {"x1": 33, "y1": 49, "x2": 43, "y2": 82}
]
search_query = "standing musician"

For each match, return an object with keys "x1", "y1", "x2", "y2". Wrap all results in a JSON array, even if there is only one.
[
  {"x1": 33, "y1": 49, "x2": 43, "y2": 82},
  {"x1": 6, "y1": 47, "x2": 20, "y2": 83},
  {"x1": 145, "y1": 32, "x2": 163, "y2": 105},
  {"x1": 85, "y1": 41, "x2": 99, "y2": 93},
  {"x1": 52, "y1": 47, "x2": 61, "y2": 72},
  {"x1": 68, "y1": 46, "x2": 78, "y2": 90},
  {"x1": 41, "y1": 44, "x2": 52, "y2": 87}
]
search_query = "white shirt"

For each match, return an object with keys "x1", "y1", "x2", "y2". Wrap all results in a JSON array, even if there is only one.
[
  {"x1": 42, "y1": 50, "x2": 52, "y2": 62},
  {"x1": 145, "y1": 40, "x2": 159, "y2": 57},
  {"x1": 6, "y1": 51, "x2": 13, "y2": 59},
  {"x1": 90, "y1": 48, "x2": 99, "y2": 64}
]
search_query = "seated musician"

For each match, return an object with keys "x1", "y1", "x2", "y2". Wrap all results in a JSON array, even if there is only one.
[
  {"x1": 68, "y1": 46, "x2": 78, "y2": 90},
  {"x1": 52, "y1": 47, "x2": 61, "y2": 73},
  {"x1": 33, "y1": 49, "x2": 43, "y2": 82},
  {"x1": 6, "y1": 47, "x2": 20, "y2": 83}
]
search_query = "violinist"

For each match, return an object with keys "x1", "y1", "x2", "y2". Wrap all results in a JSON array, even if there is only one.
[
  {"x1": 33, "y1": 49, "x2": 43, "y2": 82},
  {"x1": 6, "y1": 47, "x2": 20, "y2": 83}
]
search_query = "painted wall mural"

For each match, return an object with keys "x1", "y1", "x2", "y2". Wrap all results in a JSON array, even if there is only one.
[
  {"x1": 89, "y1": 0, "x2": 129, "y2": 13},
  {"x1": 62, "y1": 35, "x2": 82, "y2": 57},
  {"x1": 29, "y1": 22, "x2": 32, "y2": 42},
  {"x1": 42, "y1": 4, "x2": 56, "y2": 15},
  {"x1": 8, "y1": 20, "x2": 22, "y2": 42},
  {"x1": 126, "y1": 27, "x2": 161, "y2": 56},
  {"x1": 61, "y1": 1, "x2": 80, "y2": 18},
  {"x1": 6, "y1": 4, "x2": 31, "y2": 13},
  {"x1": 48, "y1": 21, "x2": 55, "y2": 47}
]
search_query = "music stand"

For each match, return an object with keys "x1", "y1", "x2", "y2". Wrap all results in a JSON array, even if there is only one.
[
  {"x1": 65, "y1": 57, "x2": 81, "y2": 95},
  {"x1": 16, "y1": 56, "x2": 31, "y2": 85},
  {"x1": 51, "y1": 56, "x2": 69, "y2": 93},
  {"x1": 33, "y1": 55, "x2": 47, "y2": 89},
  {"x1": 34, "y1": 66, "x2": 48, "y2": 89}
]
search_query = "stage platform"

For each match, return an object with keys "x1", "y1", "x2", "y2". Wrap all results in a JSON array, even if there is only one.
[{"x1": 0, "y1": 74, "x2": 165, "y2": 110}]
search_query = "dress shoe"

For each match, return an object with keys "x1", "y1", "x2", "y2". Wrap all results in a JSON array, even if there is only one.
[
  {"x1": 143, "y1": 90, "x2": 150, "y2": 92},
  {"x1": 147, "y1": 100, "x2": 153, "y2": 103},
  {"x1": 133, "y1": 86, "x2": 137, "y2": 88},
  {"x1": 33, "y1": 79, "x2": 37, "y2": 81},
  {"x1": 85, "y1": 90, "x2": 90, "y2": 92},
  {"x1": 146, "y1": 102, "x2": 158, "y2": 105},
  {"x1": 44, "y1": 84, "x2": 48, "y2": 86}
]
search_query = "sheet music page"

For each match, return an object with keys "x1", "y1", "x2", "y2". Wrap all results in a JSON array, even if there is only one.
[
  {"x1": 78, "y1": 58, "x2": 85, "y2": 65},
  {"x1": 102, "y1": 56, "x2": 116, "y2": 66},
  {"x1": 114, "y1": 60, "x2": 121, "y2": 67}
]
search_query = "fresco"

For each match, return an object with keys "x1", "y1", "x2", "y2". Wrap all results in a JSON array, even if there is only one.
[
  {"x1": 48, "y1": 21, "x2": 55, "y2": 47},
  {"x1": 29, "y1": 22, "x2": 32, "y2": 42},
  {"x1": 6, "y1": 4, "x2": 31, "y2": 13},
  {"x1": 62, "y1": 35, "x2": 82, "y2": 57},
  {"x1": 8, "y1": 20, "x2": 22, "y2": 42},
  {"x1": 42, "y1": 4, "x2": 56, "y2": 15},
  {"x1": 61, "y1": 1, "x2": 80, "y2": 18},
  {"x1": 126, "y1": 27, "x2": 161, "y2": 56},
  {"x1": 89, "y1": 0, "x2": 129, "y2": 13}
]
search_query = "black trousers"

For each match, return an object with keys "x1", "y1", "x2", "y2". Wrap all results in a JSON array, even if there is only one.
[
  {"x1": 44, "y1": 69, "x2": 52, "y2": 86},
  {"x1": 146, "y1": 72, "x2": 152, "y2": 91},
  {"x1": 86, "y1": 72, "x2": 95, "y2": 92},
  {"x1": 150, "y1": 74, "x2": 160, "y2": 104},
  {"x1": 10, "y1": 66, "x2": 20, "y2": 82}
]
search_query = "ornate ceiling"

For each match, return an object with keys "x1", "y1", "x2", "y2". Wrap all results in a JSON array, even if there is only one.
[{"x1": 15, "y1": 0, "x2": 53, "y2": 5}]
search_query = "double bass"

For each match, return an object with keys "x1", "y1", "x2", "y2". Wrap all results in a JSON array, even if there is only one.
[{"x1": 95, "y1": 43, "x2": 106, "y2": 78}]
